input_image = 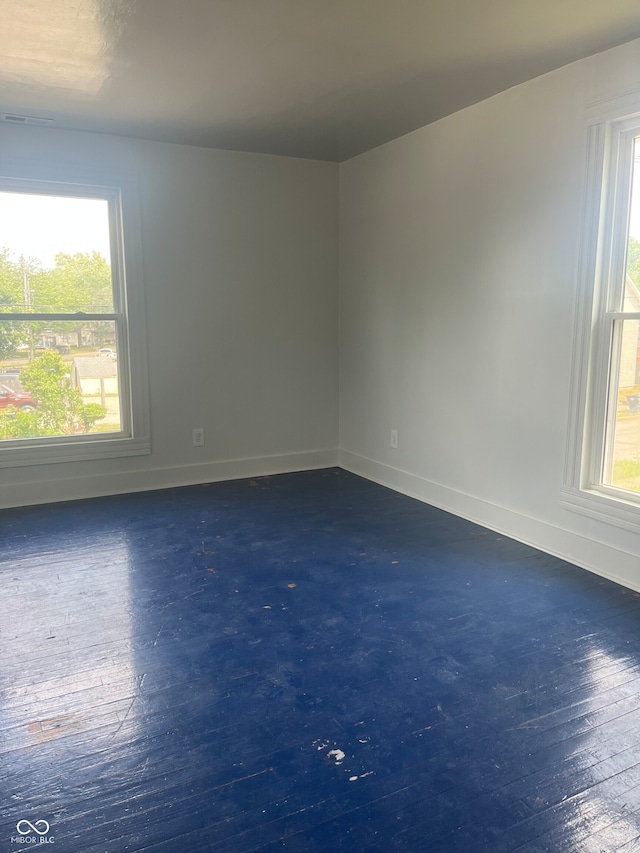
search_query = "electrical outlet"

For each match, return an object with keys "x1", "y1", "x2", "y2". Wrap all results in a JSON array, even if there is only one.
[
  {"x1": 192, "y1": 428, "x2": 205, "y2": 447},
  {"x1": 390, "y1": 429, "x2": 398, "y2": 449}
]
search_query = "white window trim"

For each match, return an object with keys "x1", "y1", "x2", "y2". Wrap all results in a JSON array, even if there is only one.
[
  {"x1": 562, "y1": 97, "x2": 640, "y2": 531},
  {"x1": 0, "y1": 160, "x2": 150, "y2": 468}
]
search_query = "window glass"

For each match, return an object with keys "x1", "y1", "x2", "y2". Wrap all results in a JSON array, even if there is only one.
[
  {"x1": 0, "y1": 189, "x2": 124, "y2": 443},
  {"x1": 623, "y1": 139, "x2": 640, "y2": 312},
  {"x1": 603, "y1": 136, "x2": 640, "y2": 494}
]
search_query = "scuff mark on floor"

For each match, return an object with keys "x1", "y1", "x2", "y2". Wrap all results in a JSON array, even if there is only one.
[
  {"x1": 25, "y1": 715, "x2": 82, "y2": 744},
  {"x1": 326, "y1": 748, "x2": 345, "y2": 764}
]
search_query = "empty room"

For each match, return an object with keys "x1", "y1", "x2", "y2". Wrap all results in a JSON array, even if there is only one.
[{"x1": 2, "y1": 2, "x2": 640, "y2": 851}]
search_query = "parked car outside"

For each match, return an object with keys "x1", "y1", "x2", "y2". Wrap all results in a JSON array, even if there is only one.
[
  {"x1": 0, "y1": 383, "x2": 38, "y2": 412},
  {"x1": 98, "y1": 348, "x2": 116, "y2": 358}
]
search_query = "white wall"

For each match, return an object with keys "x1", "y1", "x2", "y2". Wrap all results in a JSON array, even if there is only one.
[
  {"x1": 0, "y1": 126, "x2": 339, "y2": 507},
  {"x1": 339, "y1": 40, "x2": 640, "y2": 590}
]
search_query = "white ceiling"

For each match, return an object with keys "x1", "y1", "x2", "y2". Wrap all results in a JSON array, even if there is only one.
[{"x1": 1, "y1": 0, "x2": 640, "y2": 161}]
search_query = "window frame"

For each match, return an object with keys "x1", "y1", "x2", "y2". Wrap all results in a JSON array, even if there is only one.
[
  {"x1": 0, "y1": 160, "x2": 150, "y2": 468},
  {"x1": 563, "y1": 106, "x2": 640, "y2": 530}
]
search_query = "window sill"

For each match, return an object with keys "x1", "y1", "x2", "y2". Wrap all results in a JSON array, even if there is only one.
[
  {"x1": 0, "y1": 435, "x2": 151, "y2": 469},
  {"x1": 559, "y1": 484, "x2": 640, "y2": 533}
]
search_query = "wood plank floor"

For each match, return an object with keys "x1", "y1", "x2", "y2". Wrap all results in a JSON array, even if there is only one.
[{"x1": 1, "y1": 468, "x2": 640, "y2": 852}]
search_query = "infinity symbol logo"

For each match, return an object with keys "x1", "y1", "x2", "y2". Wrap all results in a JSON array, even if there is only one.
[{"x1": 16, "y1": 820, "x2": 50, "y2": 835}]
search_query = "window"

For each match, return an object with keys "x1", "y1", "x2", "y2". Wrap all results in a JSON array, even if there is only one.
[
  {"x1": 0, "y1": 165, "x2": 149, "y2": 467},
  {"x1": 564, "y1": 110, "x2": 640, "y2": 527},
  {"x1": 598, "y1": 130, "x2": 640, "y2": 496}
]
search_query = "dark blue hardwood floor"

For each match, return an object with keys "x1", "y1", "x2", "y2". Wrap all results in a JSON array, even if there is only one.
[{"x1": 1, "y1": 468, "x2": 640, "y2": 852}]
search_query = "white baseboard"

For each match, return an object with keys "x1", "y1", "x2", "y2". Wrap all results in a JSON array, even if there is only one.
[
  {"x1": 339, "y1": 449, "x2": 640, "y2": 593},
  {"x1": 5, "y1": 445, "x2": 638, "y2": 594},
  {"x1": 0, "y1": 448, "x2": 339, "y2": 510}
]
